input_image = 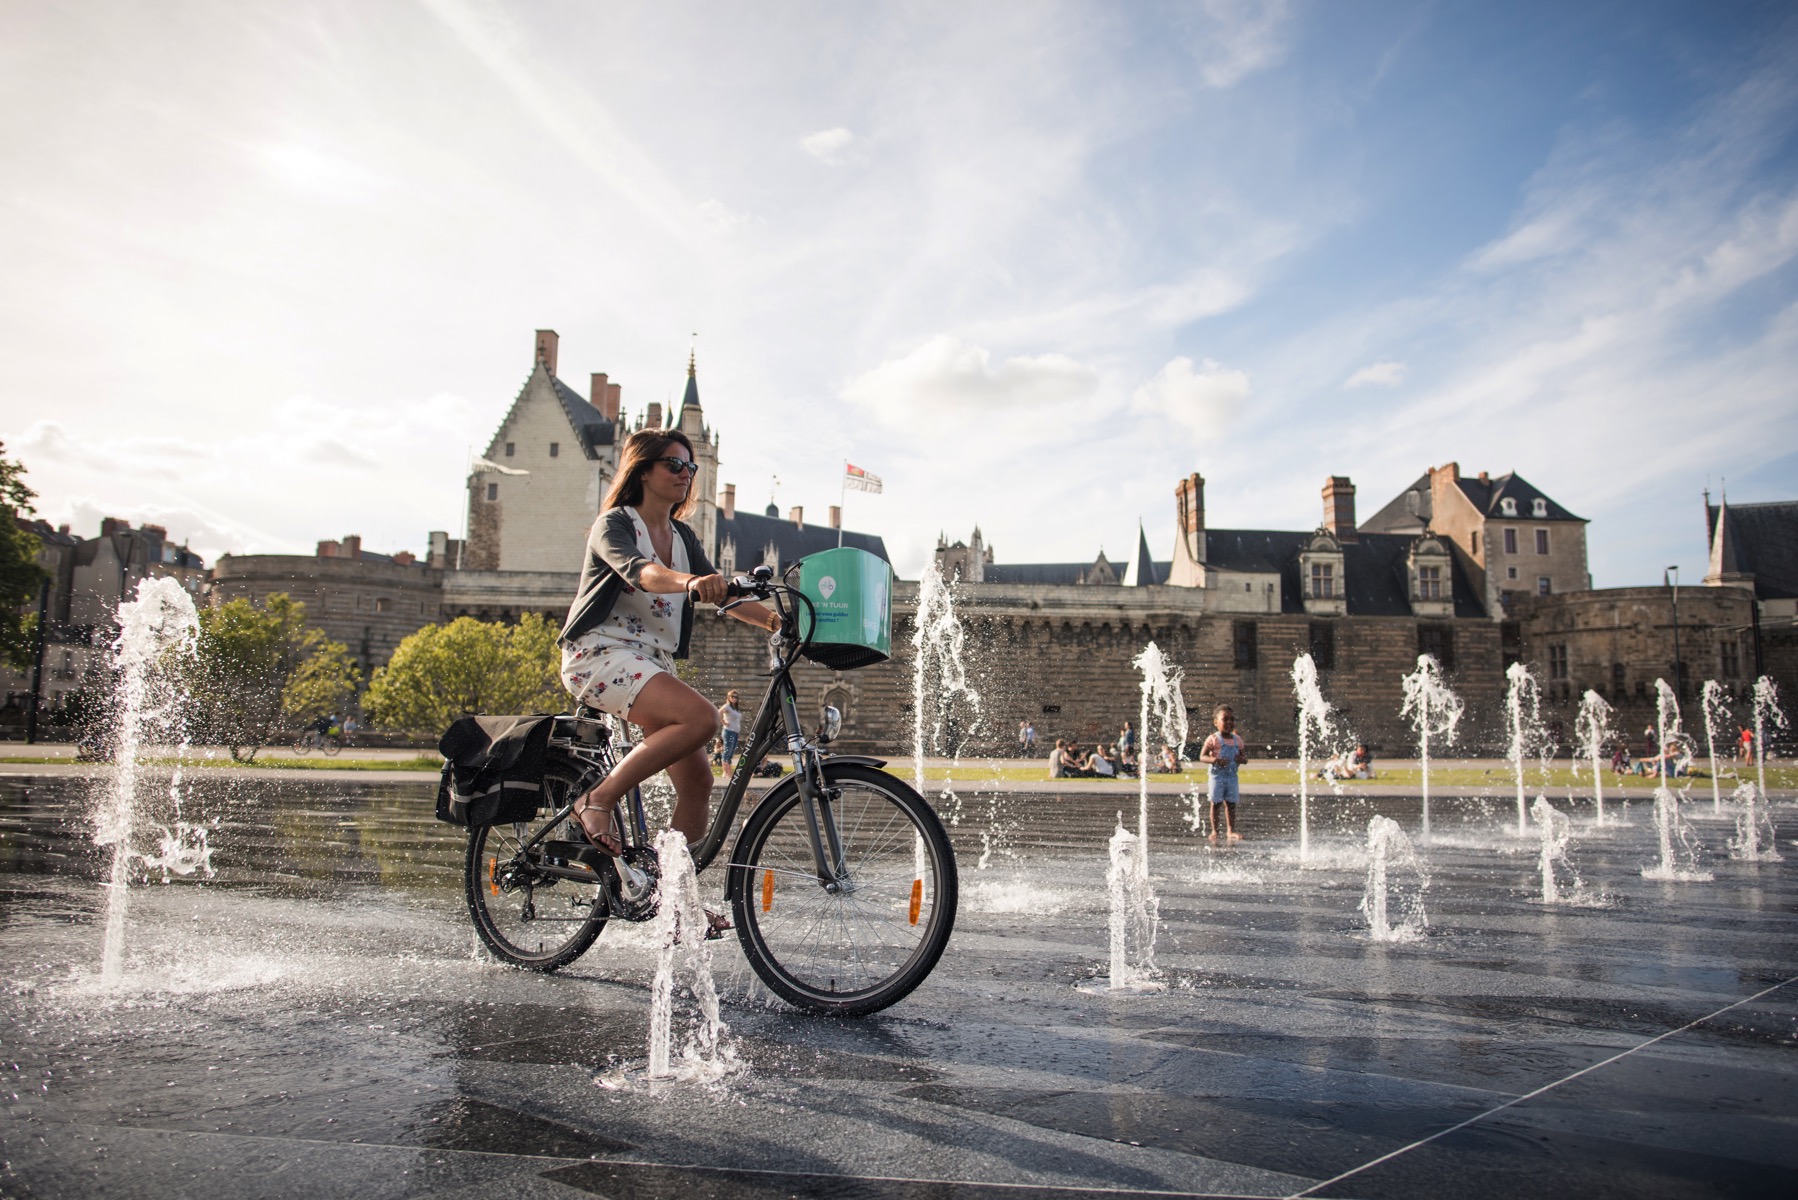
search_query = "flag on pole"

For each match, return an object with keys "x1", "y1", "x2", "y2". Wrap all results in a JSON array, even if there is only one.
[{"x1": 844, "y1": 463, "x2": 883, "y2": 493}]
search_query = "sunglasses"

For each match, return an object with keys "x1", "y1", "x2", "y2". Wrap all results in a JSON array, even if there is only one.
[{"x1": 656, "y1": 456, "x2": 700, "y2": 476}]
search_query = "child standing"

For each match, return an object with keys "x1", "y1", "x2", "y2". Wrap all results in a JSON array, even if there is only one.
[{"x1": 1199, "y1": 705, "x2": 1248, "y2": 845}]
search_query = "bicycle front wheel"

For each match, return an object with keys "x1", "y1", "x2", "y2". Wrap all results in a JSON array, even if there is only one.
[
  {"x1": 465, "y1": 755, "x2": 608, "y2": 971},
  {"x1": 729, "y1": 763, "x2": 957, "y2": 1017},
  {"x1": 321, "y1": 736, "x2": 342, "y2": 757}
]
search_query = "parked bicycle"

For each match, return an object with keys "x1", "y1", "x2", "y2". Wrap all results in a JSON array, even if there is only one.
[{"x1": 461, "y1": 563, "x2": 958, "y2": 1016}]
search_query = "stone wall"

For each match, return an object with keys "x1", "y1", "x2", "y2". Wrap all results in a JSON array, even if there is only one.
[
  {"x1": 210, "y1": 555, "x2": 444, "y2": 679},
  {"x1": 682, "y1": 582, "x2": 1506, "y2": 758},
  {"x1": 1511, "y1": 585, "x2": 1788, "y2": 753}
]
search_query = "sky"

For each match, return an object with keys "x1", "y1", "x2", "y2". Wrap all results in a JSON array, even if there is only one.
[{"x1": 3, "y1": 0, "x2": 1795, "y2": 585}]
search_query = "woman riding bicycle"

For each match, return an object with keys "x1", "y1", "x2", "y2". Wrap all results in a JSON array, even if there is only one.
[{"x1": 557, "y1": 428, "x2": 778, "y2": 860}]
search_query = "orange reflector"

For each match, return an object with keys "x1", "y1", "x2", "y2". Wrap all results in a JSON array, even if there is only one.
[
  {"x1": 761, "y1": 869, "x2": 775, "y2": 912},
  {"x1": 489, "y1": 857, "x2": 498, "y2": 896},
  {"x1": 909, "y1": 879, "x2": 922, "y2": 925}
]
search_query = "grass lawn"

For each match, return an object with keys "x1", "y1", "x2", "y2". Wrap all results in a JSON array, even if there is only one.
[{"x1": 907, "y1": 763, "x2": 1798, "y2": 789}]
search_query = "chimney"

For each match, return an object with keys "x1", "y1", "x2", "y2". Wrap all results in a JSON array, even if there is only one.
[
  {"x1": 829, "y1": 505, "x2": 842, "y2": 530},
  {"x1": 645, "y1": 402, "x2": 662, "y2": 430},
  {"x1": 102, "y1": 517, "x2": 128, "y2": 538},
  {"x1": 534, "y1": 329, "x2": 558, "y2": 375},
  {"x1": 142, "y1": 524, "x2": 168, "y2": 540},
  {"x1": 789, "y1": 506, "x2": 804, "y2": 528},
  {"x1": 392, "y1": 550, "x2": 416, "y2": 566},
  {"x1": 316, "y1": 539, "x2": 341, "y2": 558},
  {"x1": 342, "y1": 535, "x2": 362, "y2": 559},
  {"x1": 722, "y1": 483, "x2": 736, "y2": 519},
  {"x1": 1175, "y1": 474, "x2": 1205, "y2": 536},
  {"x1": 1477, "y1": 470, "x2": 1489, "y2": 484},
  {"x1": 590, "y1": 372, "x2": 608, "y2": 410},
  {"x1": 604, "y1": 383, "x2": 621, "y2": 421},
  {"x1": 57, "y1": 524, "x2": 69, "y2": 535},
  {"x1": 1438, "y1": 461, "x2": 1459, "y2": 481},
  {"x1": 1322, "y1": 476, "x2": 1357, "y2": 541}
]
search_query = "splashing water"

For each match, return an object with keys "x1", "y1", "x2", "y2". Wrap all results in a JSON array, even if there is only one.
[
  {"x1": 1574, "y1": 690, "x2": 1615, "y2": 826},
  {"x1": 1653, "y1": 678, "x2": 1689, "y2": 786},
  {"x1": 1291, "y1": 654, "x2": 1337, "y2": 863},
  {"x1": 645, "y1": 830, "x2": 739, "y2": 1084},
  {"x1": 1399, "y1": 654, "x2": 1463, "y2": 843},
  {"x1": 909, "y1": 562, "x2": 981, "y2": 831},
  {"x1": 1640, "y1": 788, "x2": 1713, "y2": 882},
  {"x1": 1700, "y1": 680, "x2": 1730, "y2": 814},
  {"x1": 1100, "y1": 818, "x2": 1163, "y2": 992},
  {"x1": 1361, "y1": 815, "x2": 1428, "y2": 942},
  {"x1": 1504, "y1": 663, "x2": 1548, "y2": 837},
  {"x1": 1729, "y1": 782, "x2": 1783, "y2": 862},
  {"x1": 98, "y1": 578, "x2": 201, "y2": 984},
  {"x1": 1531, "y1": 795, "x2": 1581, "y2": 903},
  {"x1": 1752, "y1": 675, "x2": 1787, "y2": 802},
  {"x1": 1133, "y1": 642, "x2": 1189, "y2": 864}
]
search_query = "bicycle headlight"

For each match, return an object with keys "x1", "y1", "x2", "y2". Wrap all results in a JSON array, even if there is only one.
[{"x1": 817, "y1": 704, "x2": 842, "y2": 744}]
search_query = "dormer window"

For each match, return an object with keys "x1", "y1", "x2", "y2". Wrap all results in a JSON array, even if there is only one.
[
  {"x1": 1311, "y1": 562, "x2": 1335, "y2": 598},
  {"x1": 1532, "y1": 498, "x2": 1547, "y2": 517},
  {"x1": 1500, "y1": 497, "x2": 1517, "y2": 516},
  {"x1": 1299, "y1": 531, "x2": 1347, "y2": 616}
]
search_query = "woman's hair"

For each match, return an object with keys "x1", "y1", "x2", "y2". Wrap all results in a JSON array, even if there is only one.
[{"x1": 602, "y1": 428, "x2": 698, "y2": 516}]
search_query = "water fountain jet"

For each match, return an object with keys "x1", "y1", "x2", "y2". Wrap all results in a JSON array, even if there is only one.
[
  {"x1": 1700, "y1": 679, "x2": 1730, "y2": 814},
  {"x1": 1504, "y1": 663, "x2": 1547, "y2": 837},
  {"x1": 1573, "y1": 690, "x2": 1615, "y2": 826},
  {"x1": 1361, "y1": 815, "x2": 1428, "y2": 941},
  {"x1": 1399, "y1": 654, "x2": 1463, "y2": 843},
  {"x1": 1290, "y1": 654, "x2": 1338, "y2": 863}
]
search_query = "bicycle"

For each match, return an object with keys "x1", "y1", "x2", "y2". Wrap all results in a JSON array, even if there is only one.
[
  {"x1": 463, "y1": 565, "x2": 959, "y2": 1017},
  {"x1": 291, "y1": 727, "x2": 343, "y2": 756}
]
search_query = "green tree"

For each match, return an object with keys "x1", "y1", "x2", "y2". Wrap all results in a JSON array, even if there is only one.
[
  {"x1": 365, "y1": 614, "x2": 564, "y2": 732},
  {"x1": 0, "y1": 441, "x2": 48, "y2": 670},
  {"x1": 186, "y1": 592, "x2": 360, "y2": 760}
]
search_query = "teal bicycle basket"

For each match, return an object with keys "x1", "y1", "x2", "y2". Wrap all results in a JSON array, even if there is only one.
[{"x1": 795, "y1": 547, "x2": 894, "y2": 670}]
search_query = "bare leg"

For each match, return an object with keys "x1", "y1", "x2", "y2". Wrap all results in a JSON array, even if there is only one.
[{"x1": 575, "y1": 673, "x2": 720, "y2": 850}]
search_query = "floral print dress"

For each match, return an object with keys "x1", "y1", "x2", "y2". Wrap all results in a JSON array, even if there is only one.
[{"x1": 559, "y1": 508, "x2": 689, "y2": 719}]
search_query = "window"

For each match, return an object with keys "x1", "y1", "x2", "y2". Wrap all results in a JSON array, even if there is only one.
[
  {"x1": 1418, "y1": 624, "x2": 1455, "y2": 672},
  {"x1": 486, "y1": 482, "x2": 498, "y2": 501},
  {"x1": 374, "y1": 597, "x2": 391, "y2": 614},
  {"x1": 1535, "y1": 528, "x2": 1549, "y2": 555},
  {"x1": 1537, "y1": 576, "x2": 1552, "y2": 596},
  {"x1": 1501, "y1": 497, "x2": 1517, "y2": 516},
  {"x1": 1418, "y1": 564, "x2": 1442, "y2": 599},
  {"x1": 549, "y1": 442, "x2": 559, "y2": 458},
  {"x1": 504, "y1": 442, "x2": 515, "y2": 457},
  {"x1": 1503, "y1": 527, "x2": 1518, "y2": 555},
  {"x1": 1471, "y1": 531, "x2": 1479, "y2": 556},
  {"x1": 1309, "y1": 622, "x2": 1336, "y2": 671},
  {"x1": 1507, "y1": 566, "x2": 1518, "y2": 580},
  {"x1": 1721, "y1": 639, "x2": 1740, "y2": 679},
  {"x1": 1612, "y1": 662, "x2": 1626, "y2": 693},
  {"x1": 1532, "y1": 498, "x2": 1547, "y2": 517},
  {"x1": 1244, "y1": 582, "x2": 1251, "y2": 592},
  {"x1": 1548, "y1": 643, "x2": 1568, "y2": 680},
  {"x1": 1310, "y1": 562, "x2": 1335, "y2": 598},
  {"x1": 1233, "y1": 621, "x2": 1258, "y2": 669}
]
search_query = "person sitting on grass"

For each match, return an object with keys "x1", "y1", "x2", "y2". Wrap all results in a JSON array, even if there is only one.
[
  {"x1": 1158, "y1": 744, "x2": 1180, "y2": 773},
  {"x1": 1085, "y1": 744, "x2": 1117, "y2": 777},
  {"x1": 1118, "y1": 743, "x2": 1140, "y2": 777},
  {"x1": 1059, "y1": 740, "x2": 1095, "y2": 779}
]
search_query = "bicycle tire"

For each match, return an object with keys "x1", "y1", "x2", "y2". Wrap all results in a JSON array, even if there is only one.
[
  {"x1": 728, "y1": 763, "x2": 957, "y2": 1016},
  {"x1": 465, "y1": 754, "x2": 609, "y2": 971},
  {"x1": 321, "y1": 736, "x2": 342, "y2": 757},
  {"x1": 291, "y1": 735, "x2": 310, "y2": 755}
]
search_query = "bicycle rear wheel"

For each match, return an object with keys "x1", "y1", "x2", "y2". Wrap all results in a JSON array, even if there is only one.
[
  {"x1": 465, "y1": 755, "x2": 609, "y2": 971},
  {"x1": 729, "y1": 763, "x2": 957, "y2": 1016}
]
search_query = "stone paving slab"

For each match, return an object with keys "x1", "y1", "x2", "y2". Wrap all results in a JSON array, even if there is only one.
[{"x1": 1, "y1": 774, "x2": 1793, "y2": 1198}]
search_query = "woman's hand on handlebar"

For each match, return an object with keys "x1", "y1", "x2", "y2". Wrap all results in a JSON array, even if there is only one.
[{"x1": 686, "y1": 572, "x2": 730, "y2": 605}]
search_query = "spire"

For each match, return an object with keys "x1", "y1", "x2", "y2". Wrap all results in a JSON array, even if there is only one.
[
  {"x1": 1134, "y1": 521, "x2": 1160, "y2": 586},
  {"x1": 679, "y1": 349, "x2": 701, "y2": 415}
]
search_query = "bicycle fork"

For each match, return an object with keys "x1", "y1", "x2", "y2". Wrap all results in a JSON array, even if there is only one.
[{"x1": 781, "y1": 690, "x2": 852, "y2": 893}]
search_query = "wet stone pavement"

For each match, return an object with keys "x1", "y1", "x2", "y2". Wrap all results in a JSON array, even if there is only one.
[{"x1": 0, "y1": 770, "x2": 1794, "y2": 1198}]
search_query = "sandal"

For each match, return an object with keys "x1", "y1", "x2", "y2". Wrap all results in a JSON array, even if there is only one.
[{"x1": 571, "y1": 796, "x2": 625, "y2": 857}]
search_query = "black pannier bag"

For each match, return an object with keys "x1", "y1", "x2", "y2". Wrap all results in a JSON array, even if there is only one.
[{"x1": 436, "y1": 715, "x2": 557, "y2": 827}]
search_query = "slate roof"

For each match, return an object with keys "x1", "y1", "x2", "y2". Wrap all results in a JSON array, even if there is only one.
[
  {"x1": 1205, "y1": 528, "x2": 1486, "y2": 618},
  {"x1": 547, "y1": 374, "x2": 616, "y2": 458},
  {"x1": 1132, "y1": 526, "x2": 1163, "y2": 586},
  {"x1": 717, "y1": 507, "x2": 888, "y2": 574},
  {"x1": 1706, "y1": 501, "x2": 1798, "y2": 600},
  {"x1": 983, "y1": 562, "x2": 1096, "y2": 586},
  {"x1": 1360, "y1": 470, "x2": 1583, "y2": 534}
]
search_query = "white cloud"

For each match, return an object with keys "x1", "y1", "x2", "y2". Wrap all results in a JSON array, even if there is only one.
[
  {"x1": 842, "y1": 335, "x2": 1100, "y2": 426},
  {"x1": 1180, "y1": 0, "x2": 1292, "y2": 89},
  {"x1": 1344, "y1": 361, "x2": 1407, "y2": 389},
  {"x1": 800, "y1": 127, "x2": 858, "y2": 165},
  {"x1": 1131, "y1": 356, "x2": 1250, "y2": 434}
]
